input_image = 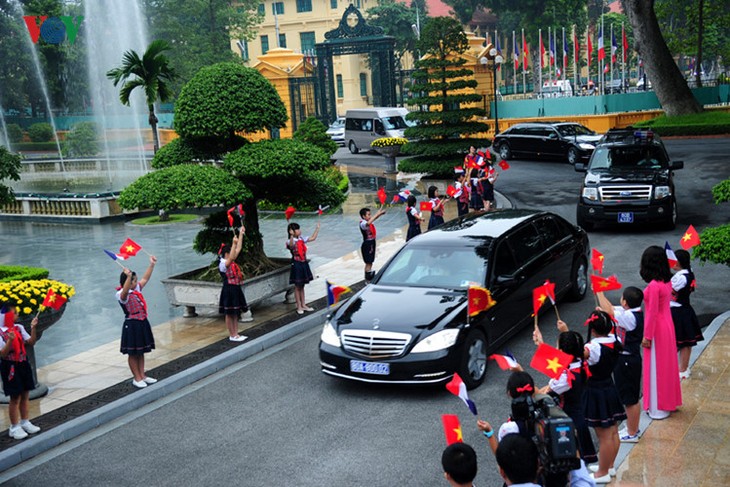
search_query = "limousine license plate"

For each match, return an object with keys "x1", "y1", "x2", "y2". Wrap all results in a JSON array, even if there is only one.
[
  {"x1": 618, "y1": 212, "x2": 634, "y2": 223},
  {"x1": 350, "y1": 360, "x2": 390, "y2": 375}
]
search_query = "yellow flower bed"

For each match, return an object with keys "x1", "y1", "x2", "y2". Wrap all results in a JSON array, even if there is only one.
[
  {"x1": 0, "y1": 279, "x2": 75, "y2": 316},
  {"x1": 371, "y1": 137, "x2": 408, "y2": 148}
]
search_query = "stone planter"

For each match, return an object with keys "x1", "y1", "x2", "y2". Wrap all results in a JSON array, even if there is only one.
[
  {"x1": 374, "y1": 145, "x2": 403, "y2": 174},
  {"x1": 0, "y1": 303, "x2": 67, "y2": 402},
  {"x1": 161, "y1": 258, "x2": 294, "y2": 317}
]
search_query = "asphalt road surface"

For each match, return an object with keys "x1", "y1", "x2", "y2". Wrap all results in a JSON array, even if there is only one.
[{"x1": 4, "y1": 139, "x2": 729, "y2": 486}]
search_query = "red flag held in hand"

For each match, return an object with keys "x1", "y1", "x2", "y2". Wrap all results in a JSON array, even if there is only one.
[
  {"x1": 590, "y1": 274, "x2": 622, "y2": 292},
  {"x1": 237, "y1": 204, "x2": 245, "y2": 218},
  {"x1": 42, "y1": 289, "x2": 67, "y2": 310},
  {"x1": 284, "y1": 206, "x2": 296, "y2": 221},
  {"x1": 530, "y1": 343, "x2": 573, "y2": 379},
  {"x1": 377, "y1": 187, "x2": 387, "y2": 206},
  {"x1": 498, "y1": 160, "x2": 510, "y2": 170},
  {"x1": 419, "y1": 201, "x2": 431, "y2": 212},
  {"x1": 441, "y1": 414, "x2": 463, "y2": 445},
  {"x1": 446, "y1": 185, "x2": 457, "y2": 197},
  {"x1": 468, "y1": 286, "x2": 496, "y2": 317},
  {"x1": 591, "y1": 248, "x2": 604, "y2": 274},
  {"x1": 226, "y1": 208, "x2": 235, "y2": 227},
  {"x1": 532, "y1": 284, "x2": 549, "y2": 315},
  {"x1": 680, "y1": 225, "x2": 700, "y2": 250},
  {"x1": 543, "y1": 280, "x2": 556, "y2": 305},
  {"x1": 119, "y1": 238, "x2": 142, "y2": 257}
]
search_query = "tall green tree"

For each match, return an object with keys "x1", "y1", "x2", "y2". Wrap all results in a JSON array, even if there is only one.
[
  {"x1": 107, "y1": 39, "x2": 177, "y2": 153},
  {"x1": 366, "y1": 0, "x2": 428, "y2": 67},
  {"x1": 441, "y1": 0, "x2": 483, "y2": 26},
  {"x1": 400, "y1": 16, "x2": 490, "y2": 178},
  {"x1": 0, "y1": 146, "x2": 21, "y2": 206}
]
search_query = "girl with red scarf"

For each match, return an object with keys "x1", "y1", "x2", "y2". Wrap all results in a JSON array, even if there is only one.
[
  {"x1": 0, "y1": 306, "x2": 40, "y2": 440},
  {"x1": 117, "y1": 256, "x2": 157, "y2": 389},
  {"x1": 287, "y1": 221, "x2": 320, "y2": 315},
  {"x1": 219, "y1": 226, "x2": 252, "y2": 342}
]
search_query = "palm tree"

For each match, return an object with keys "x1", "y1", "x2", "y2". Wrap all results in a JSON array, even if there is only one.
[{"x1": 107, "y1": 40, "x2": 177, "y2": 153}]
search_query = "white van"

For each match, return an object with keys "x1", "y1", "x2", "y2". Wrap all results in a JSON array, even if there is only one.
[
  {"x1": 540, "y1": 80, "x2": 573, "y2": 98},
  {"x1": 344, "y1": 107, "x2": 411, "y2": 154}
]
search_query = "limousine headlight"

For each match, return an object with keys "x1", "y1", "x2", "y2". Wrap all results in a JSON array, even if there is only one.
[
  {"x1": 578, "y1": 143, "x2": 595, "y2": 150},
  {"x1": 320, "y1": 321, "x2": 341, "y2": 347},
  {"x1": 411, "y1": 329, "x2": 460, "y2": 353},
  {"x1": 582, "y1": 187, "x2": 598, "y2": 201}
]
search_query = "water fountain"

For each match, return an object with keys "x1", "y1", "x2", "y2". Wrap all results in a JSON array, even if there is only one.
[{"x1": 0, "y1": 104, "x2": 9, "y2": 151}]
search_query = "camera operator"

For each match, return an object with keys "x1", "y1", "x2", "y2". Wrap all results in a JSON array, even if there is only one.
[
  {"x1": 477, "y1": 371, "x2": 595, "y2": 487},
  {"x1": 496, "y1": 433, "x2": 540, "y2": 486}
]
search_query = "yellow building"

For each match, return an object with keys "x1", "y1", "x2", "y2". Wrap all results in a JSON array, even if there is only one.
[{"x1": 232, "y1": 1, "x2": 381, "y2": 120}]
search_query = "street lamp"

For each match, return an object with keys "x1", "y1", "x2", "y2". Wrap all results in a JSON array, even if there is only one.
[{"x1": 486, "y1": 48, "x2": 504, "y2": 135}]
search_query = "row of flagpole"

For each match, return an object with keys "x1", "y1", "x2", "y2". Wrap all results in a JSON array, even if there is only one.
[{"x1": 491, "y1": 21, "x2": 631, "y2": 93}]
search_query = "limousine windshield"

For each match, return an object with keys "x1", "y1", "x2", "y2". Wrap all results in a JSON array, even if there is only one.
[{"x1": 377, "y1": 244, "x2": 488, "y2": 288}]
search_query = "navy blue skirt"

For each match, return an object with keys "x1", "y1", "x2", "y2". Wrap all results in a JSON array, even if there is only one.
[
  {"x1": 583, "y1": 378, "x2": 627, "y2": 428},
  {"x1": 219, "y1": 282, "x2": 249, "y2": 315},
  {"x1": 290, "y1": 260, "x2": 313, "y2": 286},
  {"x1": 120, "y1": 318, "x2": 155, "y2": 356},
  {"x1": 672, "y1": 305, "x2": 703, "y2": 348},
  {"x1": 406, "y1": 224, "x2": 422, "y2": 241},
  {"x1": 1, "y1": 359, "x2": 34, "y2": 397}
]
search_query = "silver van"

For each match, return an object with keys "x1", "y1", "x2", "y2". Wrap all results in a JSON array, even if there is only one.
[{"x1": 344, "y1": 107, "x2": 412, "y2": 154}]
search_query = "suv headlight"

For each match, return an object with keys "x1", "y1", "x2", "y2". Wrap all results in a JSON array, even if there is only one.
[
  {"x1": 411, "y1": 329, "x2": 460, "y2": 353},
  {"x1": 578, "y1": 143, "x2": 595, "y2": 150},
  {"x1": 654, "y1": 186, "x2": 671, "y2": 199},
  {"x1": 320, "y1": 321, "x2": 341, "y2": 347},
  {"x1": 582, "y1": 187, "x2": 598, "y2": 201}
]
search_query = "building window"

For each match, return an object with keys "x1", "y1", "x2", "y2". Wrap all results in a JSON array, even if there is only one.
[
  {"x1": 336, "y1": 74, "x2": 343, "y2": 98},
  {"x1": 330, "y1": 0, "x2": 337, "y2": 8},
  {"x1": 237, "y1": 39, "x2": 249, "y2": 61},
  {"x1": 296, "y1": 0, "x2": 312, "y2": 13},
  {"x1": 353, "y1": 0, "x2": 360, "y2": 7},
  {"x1": 272, "y1": 2, "x2": 284, "y2": 15},
  {"x1": 261, "y1": 35, "x2": 269, "y2": 54},
  {"x1": 257, "y1": 3, "x2": 265, "y2": 16},
  {"x1": 278, "y1": 33, "x2": 287, "y2": 49},
  {"x1": 300, "y1": 32, "x2": 315, "y2": 53},
  {"x1": 359, "y1": 73, "x2": 367, "y2": 97}
]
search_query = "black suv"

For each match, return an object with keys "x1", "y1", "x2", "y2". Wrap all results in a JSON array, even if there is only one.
[
  {"x1": 575, "y1": 129, "x2": 684, "y2": 230},
  {"x1": 492, "y1": 122, "x2": 602, "y2": 164}
]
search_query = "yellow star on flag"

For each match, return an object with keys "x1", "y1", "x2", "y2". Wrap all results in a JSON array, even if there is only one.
[
  {"x1": 125, "y1": 245, "x2": 135, "y2": 253},
  {"x1": 453, "y1": 426, "x2": 463, "y2": 442},
  {"x1": 682, "y1": 232, "x2": 692, "y2": 242},
  {"x1": 538, "y1": 294, "x2": 547, "y2": 305},
  {"x1": 546, "y1": 357, "x2": 562, "y2": 374},
  {"x1": 47, "y1": 295, "x2": 56, "y2": 303},
  {"x1": 598, "y1": 281, "x2": 609, "y2": 289}
]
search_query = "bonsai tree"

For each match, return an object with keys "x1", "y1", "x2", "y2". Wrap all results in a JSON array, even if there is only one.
[
  {"x1": 117, "y1": 62, "x2": 345, "y2": 277},
  {"x1": 292, "y1": 116, "x2": 338, "y2": 157},
  {"x1": 399, "y1": 16, "x2": 491, "y2": 178},
  {"x1": 693, "y1": 179, "x2": 730, "y2": 267},
  {"x1": 107, "y1": 39, "x2": 177, "y2": 153},
  {"x1": 0, "y1": 146, "x2": 21, "y2": 205}
]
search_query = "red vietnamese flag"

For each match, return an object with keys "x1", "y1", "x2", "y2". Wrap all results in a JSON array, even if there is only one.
[
  {"x1": 119, "y1": 238, "x2": 142, "y2": 257},
  {"x1": 446, "y1": 185, "x2": 457, "y2": 197},
  {"x1": 227, "y1": 207, "x2": 236, "y2": 227},
  {"x1": 532, "y1": 284, "x2": 549, "y2": 315},
  {"x1": 680, "y1": 225, "x2": 701, "y2": 250},
  {"x1": 468, "y1": 286, "x2": 496, "y2": 317},
  {"x1": 574, "y1": 31, "x2": 580, "y2": 65},
  {"x1": 587, "y1": 32, "x2": 593, "y2": 69},
  {"x1": 42, "y1": 289, "x2": 67, "y2": 310},
  {"x1": 377, "y1": 187, "x2": 387, "y2": 206},
  {"x1": 498, "y1": 160, "x2": 510, "y2": 170},
  {"x1": 539, "y1": 32, "x2": 545, "y2": 68},
  {"x1": 522, "y1": 32, "x2": 529, "y2": 70},
  {"x1": 530, "y1": 343, "x2": 573, "y2": 379},
  {"x1": 591, "y1": 248, "x2": 604, "y2": 274},
  {"x1": 591, "y1": 274, "x2": 622, "y2": 292},
  {"x1": 419, "y1": 201, "x2": 431, "y2": 212},
  {"x1": 442, "y1": 414, "x2": 463, "y2": 445},
  {"x1": 622, "y1": 24, "x2": 629, "y2": 63},
  {"x1": 284, "y1": 206, "x2": 296, "y2": 221}
]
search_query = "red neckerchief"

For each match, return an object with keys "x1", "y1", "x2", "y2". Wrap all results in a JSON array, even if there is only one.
[
  {"x1": 3, "y1": 311, "x2": 25, "y2": 359},
  {"x1": 230, "y1": 261, "x2": 243, "y2": 280},
  {"x1": 130, "y1": 290, "x2": 148, "y2": 314},
  {"x1": 296, "y1": 238, "x2": 307, "y2": 260},
  {"x1": 361, "y1": 219, "x2": 376, "y2": 239}
]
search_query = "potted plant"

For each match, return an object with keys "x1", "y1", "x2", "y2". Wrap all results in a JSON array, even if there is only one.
[
  {"x1": 0, "y1": 272, "x2": 75, "y2": 400},
  {"x1": 116, "y1": 63, "x2": 346, "y2": 316},
  {"x1": 371, "y1": 137, "x2": 408, "y2": 173}
]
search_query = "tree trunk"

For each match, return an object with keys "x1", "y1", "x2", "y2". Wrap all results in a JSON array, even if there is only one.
[
  {"x1": 695, "y1": 0, "x2": 704, "y2": 88},
  {"x1": 622, "y1": 0, "x2": 702, "y2": 116},
  {"x1": 148, "y1": 106, "x2": 160, "y2": 153}
]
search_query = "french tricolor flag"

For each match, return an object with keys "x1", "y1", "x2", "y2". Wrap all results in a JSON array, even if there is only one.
[
  {"x1": 665, "y1": 241, "x2": 678, "y2": 268},
  {"x1": 489, "y1": 350, "x2": 519, "y2": 371},
  {"x1": 445, "y1": 373, "x2": 478, "y2": 415},
  {"x1": 104, "y1": 249, "x2": 128, "y2": 261},
  {"x1": 391, "y1": 189, "x2": 411, "y2": 204}
]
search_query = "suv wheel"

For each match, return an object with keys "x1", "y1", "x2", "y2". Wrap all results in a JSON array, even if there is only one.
[
  {"x1": 348, "y1": 140, "x2": 359, "y2": 154},
  {"x1": 665, "y1": 198, "x2": 678, "y2": 230},
  {"x1": 567, "y1": 147, "x2": 580, "y2": 165},
  {"x1": 498, "y1": 143, "x2": 511, "y2": 160},
  {"x1": 567, "y1": 256, "x2": 588, "y2": 301},
  {"x1": 458, "y1": 329, "x2": 487, "y2": 389}
]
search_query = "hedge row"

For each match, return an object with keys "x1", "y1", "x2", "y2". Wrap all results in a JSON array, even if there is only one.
[{"x1": 0, "y1": 265, "x2": 50, "y2": 283}]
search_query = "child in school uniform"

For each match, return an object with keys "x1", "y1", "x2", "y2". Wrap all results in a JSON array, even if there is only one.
[
  {"x1": 468, "y1": 165, "x2": 485, "y2": 211},
  {"x1": 219, "y1": 226, "x2": 252, "y2": 343},
  {"x1": 287, "y1": 221, "x2": 320, "y2": 314},
  {"x1": 0, "y1": 306, "x2": 41, "y2": 440},
  {"x1": 359, "y1": 207, "x2": 386, "y2": 282},
  {"x1": 596, "y1": 286, "x2": 645, "y2": 443},
  {"x1": 481, "y1": 157, "x2": 498, "y2": 211},
  {"x1": 579, "y1": 310, "x2": 626, "y2": 484},
  {"x1": 670, "y1": 249, "x2": 703, "y2": 379},
  {"x1": 117, "y1": 256, "x2": 157, "y2": 389},
  {"x1": 427, "y1": 186, "x2": 445, "y2": 230},
  {"x1": 453, "y1": 169, "x2": 470, "y2": 217},
  {"x1": 405, "y1": 195, "x2": 423, "y2": 241}
]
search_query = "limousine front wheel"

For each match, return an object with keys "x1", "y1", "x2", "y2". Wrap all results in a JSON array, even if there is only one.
[
  {"x1": 348, "y1": 140, "x2": 359, "y2": 154},
  {"x1": 567, "y1": 256, "x2": 588, "y2": 301},
  {"x1": 458, "y1": 329, "x2": 487, "y2": 389}
]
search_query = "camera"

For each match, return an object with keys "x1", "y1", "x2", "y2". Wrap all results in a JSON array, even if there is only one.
[{"x1": 511, "y1": 395, "x2": 581, "y2": 476}]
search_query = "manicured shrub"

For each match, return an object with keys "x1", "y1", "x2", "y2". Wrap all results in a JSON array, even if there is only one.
[
  {"x1": 27, "y1": 122, "x2": 54, "y2": 142},
  {"x1": 6, "y1": 124, "x2": 23, "y2": 143},
  {"x1": 64, "y1": 122, "x2": 99, "y2": 157}
]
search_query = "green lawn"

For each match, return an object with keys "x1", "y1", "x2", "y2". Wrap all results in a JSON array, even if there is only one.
[{"x1": 130, "y1": 214, "x2": 200, "y2": 225}]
